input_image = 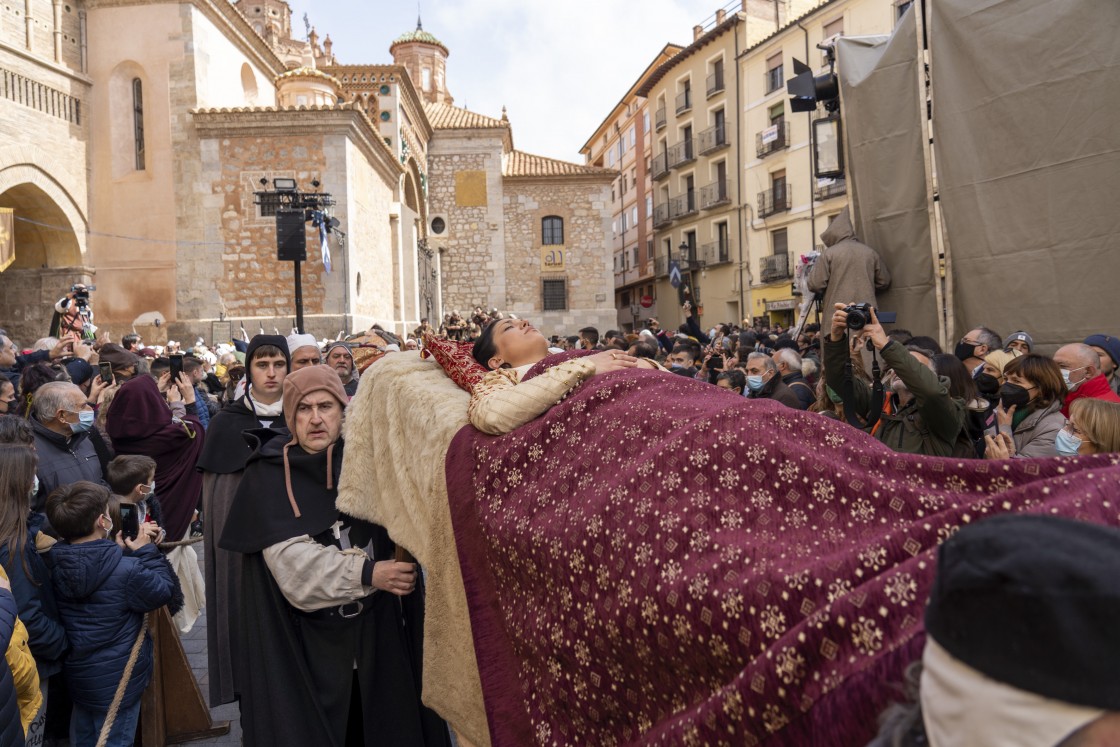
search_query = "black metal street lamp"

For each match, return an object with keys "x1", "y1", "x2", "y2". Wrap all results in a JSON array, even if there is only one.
[{"x1": 678, "y1": 240, "x2": 690, "y2": 266}]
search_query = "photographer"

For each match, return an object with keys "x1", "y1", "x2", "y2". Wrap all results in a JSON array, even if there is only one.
[
  {"x1": 50, "y1": 284, "x2": 97, "y2": 340},
  {"x1": 824, "y1": 303, "x2": 971, "y2": 457}
]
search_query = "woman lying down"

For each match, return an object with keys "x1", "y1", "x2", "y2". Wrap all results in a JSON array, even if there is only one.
[
  {"x1": 467, "y1": 317, "x2": 661, "y2": 435},
  {"x1": 443, "y1": 317, "x2": 1120, "y2": 747}
]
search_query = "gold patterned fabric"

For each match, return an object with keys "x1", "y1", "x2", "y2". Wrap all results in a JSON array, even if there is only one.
[{"x1": 445, "y1": 355, "x2": 1120, "y2": 746}]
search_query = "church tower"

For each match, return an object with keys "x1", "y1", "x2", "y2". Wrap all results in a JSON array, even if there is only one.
[
  {"x1": 390, "y1": 17, "x2": 453, "y2": 105},
  {"x1": 234, "y1": 0, "x2": 292, "y2": 47}
]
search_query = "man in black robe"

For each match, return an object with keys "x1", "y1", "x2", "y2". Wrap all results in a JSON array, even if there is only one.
[
  {"x1": 196, "y1": 334, "x2": 289, "y2": 706},
  {"x1": 220, "y1": 366, "x2": 450, "y2": 746}
]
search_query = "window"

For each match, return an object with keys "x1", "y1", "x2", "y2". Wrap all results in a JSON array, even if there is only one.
[
  {"x1": 132, "y1": 78, "x2": 145, "y2": 170},
  {"x1": 646, "y1": 195, "x2": 653, "y2": 217},
  {"x1": 628, "y1": 126, "x2": 635, "y2": 151},
  {"x1": 542, "y1": 216, "x2": 564, "y2": 245},
  {"x1": 769, "y1": 102, "x2": 785, "y2": 126},
  {"x1": 717, "y1": 222, "x2": 729, "y2": 262},
  {"x1": 643, "y1": 110, "x2": 650, "y2": 135},
  {"x1": 896, "y1": 0, "x2": 914, "y2": 20},
  {"x1": 422, "y1": 68, "x2": 431, "y2": 90},
  {"x1": 542, "y1": 279, "x2": 567, "y2": 311},
  {"x1": 771, "y1": 169, "x2": 787, "y2": 197},
  {"x1": 823, "y1": 17, "x2": 844, "y2": 39},
  {"x1": 772, "y1": 228, "x2": 788, "y2": 255},
  {"x1": 766, "y1": 53, "x2": 784, "y2": 94}
]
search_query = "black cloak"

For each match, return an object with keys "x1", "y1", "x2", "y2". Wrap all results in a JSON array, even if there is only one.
[
  {"x1": 219, "y1": 430, "x2": 450, "y2": 747},
  {"x1": 195, "y1": 396, "x2": 283, "y2": 474}
]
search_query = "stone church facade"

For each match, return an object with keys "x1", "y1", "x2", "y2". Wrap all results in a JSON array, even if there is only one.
[{"x1": 0, "y1": 1, "x2": 616, "y2": 343}]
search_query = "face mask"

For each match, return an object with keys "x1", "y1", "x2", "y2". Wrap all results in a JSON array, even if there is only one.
[
  {"x1": 998, "y1": 383, "x2": 1032, "y2": 410},
  {"x1": 746, "y1": 374, "x2": 766, "y2": 392},
  {"x1": 101, "y1": 513, "x2": 113, "y2": 538},
  {"x1": 954, "y1": 341, "x2": 977, "y2": 362},
  {"x1": 1054, "y1": 427, "x2": 1082, "y2": 457},
  {"x1": 1060, "y1": 366, "x2": 1088, "y2": 392},
  {"x1": 30, "y1": 475, "x2": 39, "y2": 498},
  {"x1": 825, "y1": 385, "x2": 843, "y2": 404},
  {"x1": 67, "y1": 409, "x2": 96, "y2": 434},
  {"x1": 140, "y1": 481, "x2": 155, "y2": 496},
  {"x1": 974, "y1": 372, "x2": 1000, "y2": 397}
]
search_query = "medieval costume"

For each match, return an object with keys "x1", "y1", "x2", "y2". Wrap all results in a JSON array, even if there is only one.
[
  {"x1": 220, "y1": 367, "x2": 449, "y2": 747},
  {"x1": 195, "y1": 334, "x2": 288, "y2": 706}
]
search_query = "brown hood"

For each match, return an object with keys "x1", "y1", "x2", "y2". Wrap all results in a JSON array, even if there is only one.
[
  {"x1": 279, "y1": 365, "x2": 348, "y2": 517},
  {"x1": 820, "y1": 206, "x2": 856, "y2": 247}
]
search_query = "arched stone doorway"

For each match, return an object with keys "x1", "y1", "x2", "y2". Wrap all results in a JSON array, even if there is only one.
[{"x1": 0, "y1": 181, "x2": 89, "y2": 343}]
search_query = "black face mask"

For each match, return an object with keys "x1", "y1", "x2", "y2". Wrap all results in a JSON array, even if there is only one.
[
  {"x1": 955, "y1": 341, "x2": 978, "y2": 362},
  {"x1": 998, "y1": 382, "x2": 1032, "y2": 410},
  {"x1": 974, "y1": 372, "x2": 1000, "y2": 397}
]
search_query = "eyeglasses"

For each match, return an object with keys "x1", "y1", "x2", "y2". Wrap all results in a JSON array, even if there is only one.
[{"x1": 1063, "y1": 421, "x2": 1087, "y2": 439}]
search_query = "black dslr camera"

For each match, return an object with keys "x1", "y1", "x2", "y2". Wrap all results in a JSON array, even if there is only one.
[
  {"x1": 70, "y1": 284, "x2": 95, "y2": 307},
  {"x1": 843, "y1": 303, "x2": 896, "y2": 330}
]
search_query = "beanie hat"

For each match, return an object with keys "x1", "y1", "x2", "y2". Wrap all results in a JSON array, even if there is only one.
[
  {"x1": 286, "y1": 333, "x2": 319, "y2": 356},
  {"x1": 925, "y1": 514, "x2": 1120, "y2": 711},
  {"x1": 64, "y1": 359, "x2": 93, "y2": 386},
  {"x1": 1003, "y1": 330, "x2": 1033, "y2": 352},
  {"x1": 278, "y1": 366, "x2": 349, "y2": 518},
  {"x1": 1083, "y1": 334, "x2": 1120, "y2": 368},
  {"x1": 245, "y1": 334, "x2": 290, "y2": 369}
]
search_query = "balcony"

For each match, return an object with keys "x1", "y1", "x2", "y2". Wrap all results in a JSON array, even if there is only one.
[
  {"x1": 651, "y1": 152, "x2": 670, "y2": 181},
  {"x1": 675, "y1": 89, "x2": 692, "y2": 115},
  {"x1": 655, "y1": 106, "x2": 667, "y2": 131},
  {"x1": 760, "y1": 252, "x2": 793, "y2": 283},
  {"x1": 700, "y1": 179, "x2": 730, "y2": 210},
  {"x1": 813, "y1": 178, "x2": 847, "y2": 201},
  {"x1": 758, "y1": 184, "x2": 792, "y2": 218},
  {"x1": 706, "y1": 69, "x2": 725, "y2": 97},
  {"x1": 700, "y1": 240, "x2": 731, "y2": 265},
  {"x1": 756, "y1": 121, "x2": 790, "y2": 158},
  {"x1": 698, "y1": 124, "x2": 729, "y2": 155},
  {"x1": 666, "y1": 138, "x2": 695, "y2": 168},
  {"x1": 669, "y1": 191, "x2": 697, "y2": 220},
  {"x1": 654, "y1": 255, "x2": 669, "y2": 278},
  {"x1": 653, "y1": 201, "x2": 672, "y2": 228}
]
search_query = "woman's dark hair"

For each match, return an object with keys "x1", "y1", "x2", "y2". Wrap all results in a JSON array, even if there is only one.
[
  {"x1": 907, "y1": 335, "x2": 943, "y2": 355},
  {"x1": 716, "y1": 369, "x2": 746, "y2": 394},
  {"x1": 931, "y1": 353, "x2": 978, "y2": 402},
  {"x1": 1004, "y1": 353, "x2": 1066, "y2": 409},
  {"x1": 472, "y1": 321, "x2": 501, "y2": 370},
  {"x1": 0, "y1": 415, "x2": 34, "y2": 445},
  {"x1": 18, "y1": 361, "x2": 67, "y2": 416},
  {"x1": 0, "y1": 444, "x2": 38, "y2": 580}
]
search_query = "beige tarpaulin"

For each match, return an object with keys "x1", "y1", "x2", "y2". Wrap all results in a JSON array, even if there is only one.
[
  {"x1": 836, "y1": 8, "x2": 941, "y2": 341},
  {"x1": 929, "y1": 0, "x2": 1120, "y2": 349}
]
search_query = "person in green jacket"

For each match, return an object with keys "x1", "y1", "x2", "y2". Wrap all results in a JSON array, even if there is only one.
[{"x1": 823, "y1": 303, "x2": 972, "y2": 457}]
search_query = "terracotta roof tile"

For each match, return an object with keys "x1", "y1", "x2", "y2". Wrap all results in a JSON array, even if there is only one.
[
  {"x1": 423, "y1": 101, "x2": 506, "y2": 130},
  {"x1": 502, "y1": 150, "x2": 615, "y2": 179}
]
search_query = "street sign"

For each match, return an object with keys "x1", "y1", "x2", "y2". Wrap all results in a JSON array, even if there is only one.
[{"x1": 640, "y1": 295, "x2": 654, "y2": 308}]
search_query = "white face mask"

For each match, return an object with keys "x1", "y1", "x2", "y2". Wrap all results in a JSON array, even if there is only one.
[
  {"x1": 101, "y1": 513, "x2": 113, "y2": 539},
  {"x1": 140, "y1": 480, "x2": 155, "y2": 496},
  {"x1": 30, "y1": 475, "x2": 39, "y2": 498}
]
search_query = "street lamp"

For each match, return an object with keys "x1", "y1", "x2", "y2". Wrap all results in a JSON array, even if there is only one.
[{"x1": 678, "y1": 240, "x2": 690, "y2": 266}]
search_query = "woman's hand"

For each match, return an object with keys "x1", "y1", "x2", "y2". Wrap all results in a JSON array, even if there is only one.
[
  {"x1": 166, "y1": 382, "x2": 182, "y2": 403},
  {"x1": 372, "y1": 560, "x2": 417, "y2": 596},
  {"x1": 996, "y1": 403, "x2": 1016, "y2": 430},
  {"x1": 157, "y1": 371, "x2": 172, "y2": 393},
  {"x1": 984, "y1": 432, "x2": 1017, "y2": 460},
  {"x1": 588, "y1": 351, "x2": 639, "y2": 376}
]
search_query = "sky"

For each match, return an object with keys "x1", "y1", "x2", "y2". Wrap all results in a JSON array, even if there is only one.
[{"x1": 283, "y1": 0, "x2": 736, "y2": 163}]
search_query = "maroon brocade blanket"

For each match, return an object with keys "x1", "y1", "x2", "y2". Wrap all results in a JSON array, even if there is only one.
[{"x1": 445, "y1": 356, "x2": 1120, "y2": 747}]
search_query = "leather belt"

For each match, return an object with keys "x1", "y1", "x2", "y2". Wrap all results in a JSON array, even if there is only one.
[{"x1": 298, "y1": 596, "x2": 372, "y2": 621}]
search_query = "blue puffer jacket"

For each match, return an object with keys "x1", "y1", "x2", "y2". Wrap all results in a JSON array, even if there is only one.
[
  {"x1": 0, "y1": 588, "x2": 26, "y2": 747},
  {"x1": 44, "y1": 540, "x2": 175, "y2": 710},
  {"x1": 0, "y1": 523, "x2": 67, "y2": 679}
]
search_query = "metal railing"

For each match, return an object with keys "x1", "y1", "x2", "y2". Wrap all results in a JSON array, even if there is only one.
[
  {"x1": 1, "y1": 67, "x2": 82, "y2": 124},
  {"x1": 655, "y1": 107, "x2": 667, "y2": 131},
  {"x1": 758, "y1": 184, "x2": 792, "y2": 218},
  {"x1": 666, "y1": 138, "x2": 695, "y2": 168},
  {"x1": 706, "y1": 69, "x2": 725, "y2": 96},
  {"x1": 669, "y1": 192, "x2": 697, "y2": 220},
  {"x1": 654, "y1": 254, "x2": 669, "y2": 278},
  {"x1": 700, "y1": 240, "x2": 731, "y2": 265},
  {"x1": 698, "y1": 123, "x2": 729, "y2": 155},
  {"x1": 675, "y1": 88, "x2": 692, "y2": 115},
  {"x1": 700, "y1": 179, "x2": 730, "y2": 209},
  {"x1": 813, "y1": 178, "x2": 847, "y2": 201},
  {"x1": 651, "y1": 152, "x2": 670, "y2": 180},
  {"x1": 756, "y1": 121, "x2": 790, "y2": 158},
  {"x1": 760, "y1": 252, "x2": 793, "y2": 282},
  {"x1": 653, "y1": 201, "x2": 672, "y2": 228}
]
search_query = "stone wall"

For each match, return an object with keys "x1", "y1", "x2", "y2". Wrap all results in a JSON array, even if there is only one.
[
  {"x1": 502, "y1": 179, "x2": 616, "y2": 337},
  {"x1": 427, "y1": 130, "x2": 506, "y2": 316}
]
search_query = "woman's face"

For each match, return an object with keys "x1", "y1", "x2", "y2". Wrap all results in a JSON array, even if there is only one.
[
  {"x1": 0, "y1": 381, "x2": 14, "y2": 414},
  {"x1": 1065, "y1": 418, "x2": 1097, "y2": 456},
  {"x1": 1006, "y1": 372, "x2": 1039, "y2": 403},
  {"x1": 981, "y1": 362, "x2": 1004, "y2": 383},
  {"x1": 489, "y1": 319, "x2": 549, "y2": 369}
]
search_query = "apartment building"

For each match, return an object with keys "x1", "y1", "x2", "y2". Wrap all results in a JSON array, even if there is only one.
[
  {"x1": 740, "y1": 0, "x2": 910, "y2": 328},
  {"x1": 581, "y1": 44, "x2": 681, "y2": 332}
]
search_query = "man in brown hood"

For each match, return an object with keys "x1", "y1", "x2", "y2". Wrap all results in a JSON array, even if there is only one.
[{"x1": 808, "y1": 207, "x2": 892, "y2": 316}]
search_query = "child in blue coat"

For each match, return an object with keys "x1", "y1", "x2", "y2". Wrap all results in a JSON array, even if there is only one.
[{"x1": 44, "y1": 481, "x2": 174, "y2": 747}]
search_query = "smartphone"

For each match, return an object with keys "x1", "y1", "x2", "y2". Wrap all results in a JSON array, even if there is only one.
[
  {"x1": 709, "y1": 355, "x2": 723, "y2": 370},
  {"x1": 169, "y1": 353, "x2": 183, "y2": 383},
  {"x1": 98, "y1": 361, "x2": 113, "y2": 384},
  {"x1": 119, "y1": 503, "x2": 140, "y2": 541}
]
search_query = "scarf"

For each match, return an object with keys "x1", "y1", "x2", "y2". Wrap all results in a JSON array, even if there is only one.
[{"x1": 245, "y1": 388, "x2": 284, "y2": 419}]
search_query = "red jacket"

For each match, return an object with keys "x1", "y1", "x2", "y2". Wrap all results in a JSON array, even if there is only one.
[{"x1": 1061, "y1": 373, "x2": 1120, "y2": 417}]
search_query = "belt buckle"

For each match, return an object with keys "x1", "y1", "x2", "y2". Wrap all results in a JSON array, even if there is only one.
[{"x1": 337, "y1": 601, "x2": 363, "y2": 618}]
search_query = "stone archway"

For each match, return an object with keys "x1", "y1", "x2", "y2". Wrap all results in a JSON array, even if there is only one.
[{"x1": 0, "y1": 181, "x2": 82, "y2": 268}]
